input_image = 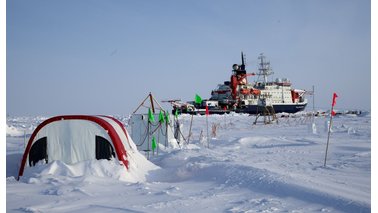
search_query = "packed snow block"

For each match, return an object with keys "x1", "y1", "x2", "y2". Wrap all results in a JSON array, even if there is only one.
[
  {"x1": 308, "y1": 122, "x2": 317, "y2": 134},
  {"x1": 324, "y1": 120, "x2": 333, "y2": 133},
  {"x1": 129, "y1": 114, "x2": 178, "y2": 154},
  {"x1": 17, "y1": 115, "x2": 157, "y2": 181}
]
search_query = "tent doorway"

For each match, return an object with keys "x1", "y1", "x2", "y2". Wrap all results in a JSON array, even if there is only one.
[
  {"x1": 29, "y1": 137, "x2": 48, "y2": 166},
  {"x1": 95, "y1": 136, "x2": 115, "y2": 160}
]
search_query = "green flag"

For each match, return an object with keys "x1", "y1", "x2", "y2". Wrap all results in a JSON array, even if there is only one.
[
  {"x1": 151, "y1": 136, "x2": 157, "y2": 151},
  {"x1": 175, "y1": 108, "x2": 179, "y2": 119},
  {"x1": 195, "y1": 94, "x2": 202, "y2": 104},
  {"x1": 148, "y1": 108, "x2": 155, "y2": 123},
  {"x1": 158, "y1": 111, "x2": 164, "y2": 123},
  {"x1": 164, "y1": 112, "x2": 170, "y2": 123}
]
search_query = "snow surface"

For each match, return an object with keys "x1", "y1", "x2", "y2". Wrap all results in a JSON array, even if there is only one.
[{"x1": 6, "y1": 112, "x2": 371, "y2": 212}]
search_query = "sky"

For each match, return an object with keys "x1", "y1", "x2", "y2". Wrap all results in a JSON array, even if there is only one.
[{"x1": 6, "y1": 0, "x2": 371, "y2": 116}]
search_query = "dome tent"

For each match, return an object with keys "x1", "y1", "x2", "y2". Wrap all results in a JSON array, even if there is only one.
[{"x1": 17, "y1": 115, "x2": 148, "y2": 180}]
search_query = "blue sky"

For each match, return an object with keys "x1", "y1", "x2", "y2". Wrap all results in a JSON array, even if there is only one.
[{"x1": 6, "y1": 0, "x2": 371, "y2": 116}]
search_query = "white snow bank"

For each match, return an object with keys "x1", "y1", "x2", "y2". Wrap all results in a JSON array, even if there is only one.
[
  {"x1": 6, "y1": 124, "x2": 25, "y2": 137},
  {"x1": 21, "y1": 158, "x2": 158, "y2": 183}
]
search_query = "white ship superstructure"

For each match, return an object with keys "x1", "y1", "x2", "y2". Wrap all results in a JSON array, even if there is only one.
[{"x1": 210, "y1": 53, "x2": 307, "y2": 114}]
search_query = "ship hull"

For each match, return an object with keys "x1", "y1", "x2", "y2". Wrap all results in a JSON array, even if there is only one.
[
  {"x1": 180, "y1": 102, "x2": 307, "y2": 115},
  {"x1": 237, "y1": 103, "x2": 307, "y2": 114}
]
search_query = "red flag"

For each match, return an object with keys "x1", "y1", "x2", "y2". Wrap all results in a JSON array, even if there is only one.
[
  {"x1": 332, "y1": 93, "x2": 338, "y2": 107},
  {"x1": 331, "y1": 110, "x2": 337, "y2": 116},
  {"x1": 205, "y1": 105, "x2": 209, "y2": 116}
]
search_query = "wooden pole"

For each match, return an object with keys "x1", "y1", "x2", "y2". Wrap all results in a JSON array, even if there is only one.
[
  {"x1": 147, "y1": 121, "x2": 150, "y2": 159},
  {"x1": 312, "y1": 85, "x2": 315, "y2": 123},
  {"x1": 149, "y1": 92, "x2": 155, "y2": 113},
  {"x1": 206, "y1": 115, "x2": 209, "y2": 148},
  {"x1": 132, "y1": 94, "x2": 150, "y2": 114},
  {"x1": 157, "y1": 126, "x2": 160, "y2": 155},
  {"x1": 312, "y1": 85, "x2": 315, "y2": 112},
  {"x1": 151, "y1": 94, "x2": 165, "y2": 112},
  {"x1": 187, "y1": 114, "x2": 194, "y2": 144},
  {"x1": 165, "y1": 113, "x2": 168, "y2": 148}
]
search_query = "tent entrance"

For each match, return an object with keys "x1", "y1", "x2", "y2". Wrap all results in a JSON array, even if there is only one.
[
  {"x1": 95, "y1": 136, "x2": 115, "y2": 160},
  {"x1": 29, "y1": 137, "x2": 48, "y2": 166}
]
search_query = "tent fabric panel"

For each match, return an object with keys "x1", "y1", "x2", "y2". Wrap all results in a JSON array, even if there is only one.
[
  {"x1": 100, "y1": 115, "x2": 130, "y2": 142},
  {"x1": 36, "y1": 120, "x2": 111, "y2": 164},
  {"x1": 98, "y1": 116, "x2": 135, "y2": 152}
]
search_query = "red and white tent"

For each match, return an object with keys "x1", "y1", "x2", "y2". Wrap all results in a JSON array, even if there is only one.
[{"x1": 18, "y1": 115, "x2": 136, "y2": 179}]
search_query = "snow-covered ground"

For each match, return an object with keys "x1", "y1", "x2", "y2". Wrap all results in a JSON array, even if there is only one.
[{"x1": 6, "y1": 112, "x2": 371, "y2": 212}]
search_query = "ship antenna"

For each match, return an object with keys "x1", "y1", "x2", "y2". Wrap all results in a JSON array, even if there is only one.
[{"x1": 257, "y1": 53, "x2": 273, "y2": 84}]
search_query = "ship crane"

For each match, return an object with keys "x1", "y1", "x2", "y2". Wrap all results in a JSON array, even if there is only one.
[
  {"x1": 230, "y1": 52, "x2": 257, "y2": 99},
  {"x1": 245, "y1": 73, "x2": 256, "y2": 77}
]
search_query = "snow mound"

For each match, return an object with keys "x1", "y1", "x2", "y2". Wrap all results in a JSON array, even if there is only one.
[
  {"x1": 6, "y1": 124, "x2": 24, "y2": 137},
  {"x1": 21, "y1": 158, "x2": 158, "y2": 184}
]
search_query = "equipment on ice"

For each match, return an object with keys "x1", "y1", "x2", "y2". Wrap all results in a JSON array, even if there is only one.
[{"x1": 129, "y1": 93, "x2": 180, "y2": 159}]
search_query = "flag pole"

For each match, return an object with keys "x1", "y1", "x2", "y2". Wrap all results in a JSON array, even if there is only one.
[
  {"x1": 147, "y1": 120, "x2": 150, "y2": 160},
  {"x1": 324, "y1": 93, "x2": 338, "y2": 167},
  {"x1": 187, "y1": 114, "x2": 194, "y2": 144},
  {"x1": 157, "y1": 132, "x2": 159, "y2": 155},
  {"x1": 323, "y1": 106, "x2": 334, "y2": 167},
  {"x1": 206, "y1": 115, "x2": 209, "y2": 148},
  {"x1": 205, "y1": 105, "x2": 210, "y2": 148},
  {"x1": 165, "y1": 112, "x2": 168, "y2": 148}
]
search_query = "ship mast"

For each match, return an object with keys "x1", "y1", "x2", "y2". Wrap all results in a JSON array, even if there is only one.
[
  {"x1": 240, "y1": 51, "x2": 246, "y2": 72},
  {"x1": 257, "y1": 53, "x2": 273, "y2": 84}
]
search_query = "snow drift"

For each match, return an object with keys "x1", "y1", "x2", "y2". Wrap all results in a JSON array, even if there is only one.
[{"x1": 7, "y1": 113, "x2": 370, "y2": 212}]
